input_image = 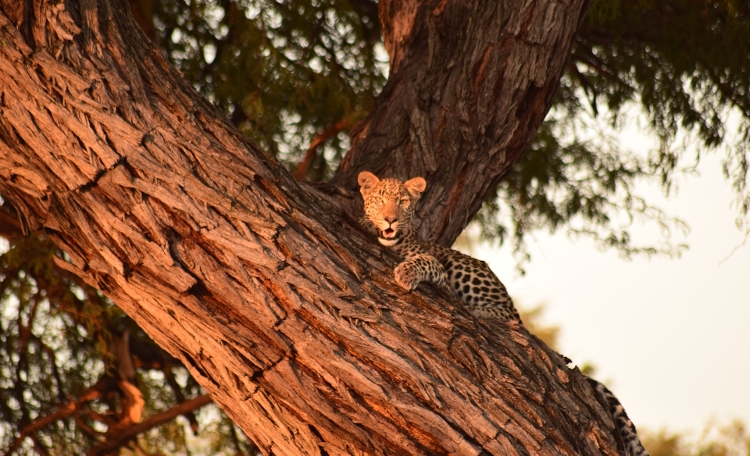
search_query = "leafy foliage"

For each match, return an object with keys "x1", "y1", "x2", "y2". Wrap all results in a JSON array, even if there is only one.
[
  {"x1": 474, "y1": 0, "x2": 750, "y2": 265},
  {"x1": 485, "y1": 114, "x2": 691, "y2": 267},
  {"x1": 0, "y1": 235, "x2": 104, "y2": 454},
  {"x1": 145, "y1": 0, "x2": 385, "y2": 179}
]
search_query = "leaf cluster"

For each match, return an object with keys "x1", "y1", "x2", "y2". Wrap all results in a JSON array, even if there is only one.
[
  {"x1": 142, "y1": 0, "x2": 385, "y2": 180},
  {"x1": 473, "y1": 0, "x2": 749, "y2": 266}
]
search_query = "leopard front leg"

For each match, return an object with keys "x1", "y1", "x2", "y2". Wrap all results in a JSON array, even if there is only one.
[{"x1": 394, "y1": 254, "x2": 448, "y2": 290}]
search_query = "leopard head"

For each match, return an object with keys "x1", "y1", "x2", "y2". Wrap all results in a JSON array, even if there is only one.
[{"x1": 358, "y1": 171, "x2": 426, "y2": 246}]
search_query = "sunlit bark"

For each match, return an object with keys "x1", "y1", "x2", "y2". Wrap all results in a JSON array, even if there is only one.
[
  {"x1": 334, "y1": 0, "x2": 592, "y2": 245},
  {"x1": 0, "y1": 0, "x2": 629, "y2": 454}
]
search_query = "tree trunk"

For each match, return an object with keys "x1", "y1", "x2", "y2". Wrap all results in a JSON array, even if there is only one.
[
  {"x1": 333, "y1": 0, "x2": 591, "y2": 245},
  {"x1": 0, "y1": 0, "x2": 624, "y2": 455}
]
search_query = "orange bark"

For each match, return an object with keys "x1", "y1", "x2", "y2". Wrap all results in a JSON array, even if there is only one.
[{"x1": 0, "y1": 0, "x2": 631, "y2": 454}]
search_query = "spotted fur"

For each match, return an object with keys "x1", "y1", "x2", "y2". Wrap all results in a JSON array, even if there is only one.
[
  {"x1": 358, "y1": 171, "x2": 650, "y2": 456},
  {"x1": 359, "y1": 171, "x2": 520, "y2": 322},
  {"x1": 588, "y1": 378, "x2": 650, "y2": 456}
]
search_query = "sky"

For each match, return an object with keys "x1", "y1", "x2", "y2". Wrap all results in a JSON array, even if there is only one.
[{"x1": 468, "y1": 131, "x2": 750, "y2": 434}]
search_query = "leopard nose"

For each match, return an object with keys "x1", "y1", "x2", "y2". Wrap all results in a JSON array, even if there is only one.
[{"x1": 385, "y1": 216, "x2": 398, "y2": 224}]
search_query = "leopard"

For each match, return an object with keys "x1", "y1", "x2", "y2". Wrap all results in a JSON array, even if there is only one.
[
  {"x1": 358, "y1": 171, "x2": 650, "y2": 456},
  {"x1": 358, "y1": 171, "x2": 521, "y2": 322}
]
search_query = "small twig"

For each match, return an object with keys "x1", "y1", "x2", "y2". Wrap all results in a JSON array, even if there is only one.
[
  {"x1": 4, "y1": 388, "x2": 102, "y2": 456},
  {"x1": 294, "y1": 118, "x2": 355, "y2": 181},
  {"x1": 718, "y1": 231, "x2": 749, "y2": 267},
  {"x1": 571, "y1": 50, "x2": 630, "y2": 89},
  {"x1": 74, "y1": 413, "x2": 104, "y2": 438},
  {"x1": 164, "y1": 367, "x2": 199, "y2": 435},
  {"x1": 88, "y1": 395, "x2": 212, "y2": 456},
  {"x1": 29, "y1": 435, "x2": 49, "y2": 456}
]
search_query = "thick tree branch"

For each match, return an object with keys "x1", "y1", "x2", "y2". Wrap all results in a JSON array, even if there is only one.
[
  {"x1": 333, "y1": 0, "x2": 594, "y2": 246},
  {"x1": 0, "y1": 0, "x2": 625, "y2": 454}
]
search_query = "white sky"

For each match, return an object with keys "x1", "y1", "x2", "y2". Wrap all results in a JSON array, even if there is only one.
[{"x1": 469, "y1": 130, "x2": 750, "y2": 434}]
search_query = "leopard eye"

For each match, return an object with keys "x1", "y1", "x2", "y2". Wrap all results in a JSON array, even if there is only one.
[{"x1": 400, "y1": 198, "x2": 410, "y2": 205}]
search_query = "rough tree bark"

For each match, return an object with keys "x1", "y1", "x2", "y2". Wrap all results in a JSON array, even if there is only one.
[
  {"x1": 0, "y1": 0, "x2": 625, "y2": 455},
  {"x1": 333, "y1": 0, "x2": 590, "y2": 245}
]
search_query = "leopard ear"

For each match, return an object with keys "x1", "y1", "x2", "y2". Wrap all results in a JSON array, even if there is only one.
[
  {"x1": 358, "y1": 171, "x2": 380, "y2": 198},
  {"x1": 403, "y1": 177, "x2": 426, "y2": 200}
]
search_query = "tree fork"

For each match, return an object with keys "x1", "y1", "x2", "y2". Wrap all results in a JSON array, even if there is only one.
[
  {"x1": 334, "y1": 0, "x2": 593, "y2": 246},
  {"x1": 0, "y1": 0, "x2": 624, "y2": 455}
]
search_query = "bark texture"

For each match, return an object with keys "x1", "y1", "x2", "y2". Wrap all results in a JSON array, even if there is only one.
[
  {"x1": 0, "y1": 0, "x2": 623, "y2": 455},
  {"x1": 335, "y1": 0, "x2": 590, "y2": 245}
]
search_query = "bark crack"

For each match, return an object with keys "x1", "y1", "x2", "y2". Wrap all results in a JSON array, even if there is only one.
[{"x1": 76, "y1": 155, "x2": 125, "y2": 192}]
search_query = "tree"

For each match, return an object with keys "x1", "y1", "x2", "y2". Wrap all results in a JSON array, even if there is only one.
[
  {"x1": 2, "y1": 0, "x2": 748, "y2": 454},
  {"x1": 0, "y1": 0, "x2": 643, "y2": 453}
]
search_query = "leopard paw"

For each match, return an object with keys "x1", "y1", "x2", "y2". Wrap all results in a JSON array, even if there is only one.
[{"x1": 394, "y1": 263, "x2": 419, "y2": 290}]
